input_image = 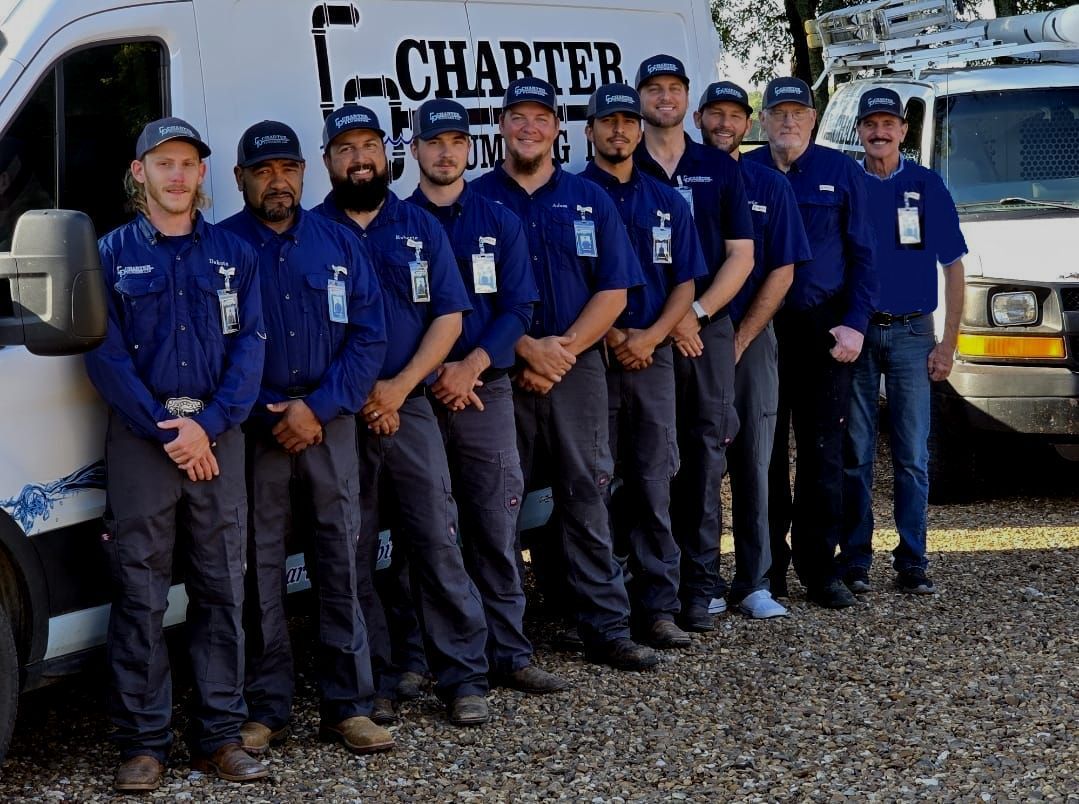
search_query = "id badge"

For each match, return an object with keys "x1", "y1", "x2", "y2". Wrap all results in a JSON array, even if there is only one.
[
  {"x1": 472, "y1": 253, "x2": 497, "y2": 294},
  {"x1": 410, "y1": 260, "x2": 431, "y2": 303},
  {"x1": 898, "y1": 206, "x2": 921, "y2": 245},
  {"x1": 677, "y1": 185, "x2": 695, "y2": 218},
  {"x1": 218, "y1": 289, "x2": 240, "y2": 335},
  {"x1": 652, "y1": 226, "x2": 673, "y2": 264},
  {"x1": 573, "y1": 219, "x2": 598, "y2": 258},
  {"x1": 327, "y1": 279, "x2": 348, "y2": 323}
]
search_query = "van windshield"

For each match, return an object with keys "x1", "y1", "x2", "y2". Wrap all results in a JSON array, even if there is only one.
[{"x1": 933, "y1": 87, "x2": 1079, "y2": 210}]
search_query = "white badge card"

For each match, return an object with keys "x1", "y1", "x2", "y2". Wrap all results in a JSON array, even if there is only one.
[
  {"x1": 652, "y1": 226, "x2": 673, "y2": 264},
  {"x1": 410, "y1": 260, "x2": 431, "y2": 303},
  {"x1": 574, "y1": 220, "x2": 598, "y2": 258},
  {"x1": 676, "y1": 184, "x2": 695, "y2": 218},
  {"x1": 898, "y1": 206, "x2": 921, "y2": 245},
  {"x1": 472, "y1": 253, "x2": 497, "y2": 294},
  {"x1": 328, "y1": 279, "x2": 348, "y2": 323},
  {"x1": 218, "y1": 289, "x2": 240, "y2": 335}
]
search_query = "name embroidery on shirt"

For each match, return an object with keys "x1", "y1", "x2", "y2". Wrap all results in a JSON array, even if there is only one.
[
  {"x1": 751, "y1": 202, "x2": 768, "y2": 213},
  {"x1": 819, "y1": 184, "x2": 835, "y2": 192}
]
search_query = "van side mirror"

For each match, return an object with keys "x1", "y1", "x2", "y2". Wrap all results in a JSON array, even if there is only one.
[{"x1": 0, "y1": 209, "x2": 106, "y2": 355}]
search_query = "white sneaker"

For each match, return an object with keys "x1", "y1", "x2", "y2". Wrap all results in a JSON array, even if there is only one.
[
  {"x1": 707, "y1": 596, "x2": 727, "y2": 614},
  {"x1": 736, "y1": 589, "x2": 789, "y2": 619}
]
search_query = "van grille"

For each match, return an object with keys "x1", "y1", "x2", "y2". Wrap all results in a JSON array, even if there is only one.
[{"x1": 1061, "y1": 288, "x2": 1079, "y2": 312}]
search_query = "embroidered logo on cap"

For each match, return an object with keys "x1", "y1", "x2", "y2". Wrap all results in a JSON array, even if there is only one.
[
  {"x1": 336, "y1": 113, "x2": 372, "y2": 127},
  {"x1": 159, "y1": 124, "x2": 195, "y2": 137},
  {"x1": 648, "y1": 62, "x2": 679, "y2": 74},
  {"x1": 254, "y1": 134, "x2": 290, "y2": 148}
]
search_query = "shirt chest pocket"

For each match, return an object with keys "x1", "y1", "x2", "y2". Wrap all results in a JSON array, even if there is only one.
[
  {"x1": 378, "y1": 255, "x2": 422, "y2": 306},
  {"x1": 192, "y1": 274, "x2": 232, "y2": 337},
  {"x1": 115, "y1": 273, "x2": 168, "y2": 345},
  {"x1": 302, "y1": 272, "x2": 337, "y2": 334},
  {"x1": 800, "y1": 189, "x2": 842, "y2": 236},
  {"x1": 545, "y1": 213, "x2": 590, "y2": 272}
]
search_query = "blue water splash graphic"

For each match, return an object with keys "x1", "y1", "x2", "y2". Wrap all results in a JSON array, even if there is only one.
[{"x1": 0, "y1": 461, "x2": 106, "y2": 532}]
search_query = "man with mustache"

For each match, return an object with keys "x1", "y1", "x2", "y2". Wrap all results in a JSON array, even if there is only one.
[
  {"x1": 472, "y1": 77, "x2": 658, "y2": 671},
  {"x1": 693, "y1": 81, "x2": 811, "y2": 619},
  {"x1": 633, "y1": 55, "x2": 755, "y2": 632},
  {"x1": 312, "y1": 105, "x2": 492, "y2": 727},
  {"x1": 219, "y1": 121, "x2": 392, "y2": 756},
  {"x1": 840, "y1": 88, "x2": 966, "y2": 596},
  {"x1": 85, "y1": 117, "x2": 267, "y2": 791},
  {"x1": 406, "y1": 98, "x2": 568, "y2": 694},
  {"x1": 744, "y1": 77, "x2": 877, "y2": 608},
  {"x1": 579, "y1": 84, "x2": 707, "y2": 648}
]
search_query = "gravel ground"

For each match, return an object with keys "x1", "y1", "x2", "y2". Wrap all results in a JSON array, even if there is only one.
[{"x1": 2, "y1": 435, "x2": 1077, "y2": 802}]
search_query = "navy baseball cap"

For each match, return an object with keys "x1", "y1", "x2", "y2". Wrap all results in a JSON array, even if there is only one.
[
  {"x1": 698, "y1": 81, "x2": 753, "y2": 114},
  {"x1": 236, "y1": 120, "x2": 304, "y2": 167},
  {"x1": 762, "y1": 77, "x2": 814, "y2": 109},
  {"x1": 635, "y1": 54, "x2": 689, "y2": 89},
  {"x1": 857, "y1": 88, "x2": 905, "y2": 123},
  {"x1": 502, "y1": 77, "x2": 558, "y2": 112},
  {"x1": 321, "y1": 105, "x2": 385, "y2": 149},
  {"x1": 135, "y1": 116, "x2": 211, "y2": 160},
  {"x1": 415, "y1": 99, "x2": 470, "y2": 139},
  {"x1": 587, "y1": 84, "x2": 642, "y2": 120}
]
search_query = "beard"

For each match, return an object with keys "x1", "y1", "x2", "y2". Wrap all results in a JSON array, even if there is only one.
[
  {"x1": 509, "y1": 151, "x2": 547, "y2": 175},
  {"x1": 247, "y1": 192, "x2": 297, "y2": 223},
  {"x1": 596, "y1": 146, "x2": 632, "y2": 164},
  {"x1": 330, "y1": 167, "x2": 390, "y2": 212},
  {"x1": 420, "y1": 163, "x2": 465, "y2": 187}
]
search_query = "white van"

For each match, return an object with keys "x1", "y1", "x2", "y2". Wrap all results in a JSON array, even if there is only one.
[
  {"x1": 0, "y1": 0, "x2": 723, "y2": 763},
  {"x1": 812, "y1": 0, "x2": 1079, "y2": 501}
]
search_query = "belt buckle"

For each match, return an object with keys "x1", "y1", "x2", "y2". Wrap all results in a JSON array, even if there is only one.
[{"x1": 164, "y1": 397, "x2": 205, "y2": 417}]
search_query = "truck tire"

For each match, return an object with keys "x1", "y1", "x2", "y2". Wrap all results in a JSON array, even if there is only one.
[
  {"x1": 927, "y1": 390, "x2": 978, "y2": 503},
  {"x1": 0, "y1": 604, "x2": 17, "y2": 765}
]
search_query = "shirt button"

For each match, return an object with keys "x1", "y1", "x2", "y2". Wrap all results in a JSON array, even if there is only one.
[
  {"x1": 178, "y1": 289, "x2": 184, "y2": 296},
  {"x1": 284, "y1": 293, "x2": 291, "y2": 300},
  {"x1": 175, "y1": 256, "x2": 181, "y2": 261},
  {"x1": 181, "y1": 361, "x2": 188, "y2": 367},
  {"x1": 292, "y1": 369, "x2": 299, "y2": 375},
  {"x1": 531, "y1": 222, "x2": 537, "y2": 228},
  {"x1": 532, "y1": 255, "x2": 538, "y2": 261},
  {"x1": 179, "y1": 324, "x2": 186, "y2": 331},
  {"x1": 289, "y1": 330, "x2": 295, "y2": 337},
  {"x1": 279, "y1": 257, "x2": 285, "y2": 262},
  {"x1": 133, "y1": 344, "x2": 139, "y2": 350}
]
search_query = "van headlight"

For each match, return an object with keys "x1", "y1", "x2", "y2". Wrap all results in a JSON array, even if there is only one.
[{"x1": 990, "y1": 291, "x2": 1038, "y2": 326}]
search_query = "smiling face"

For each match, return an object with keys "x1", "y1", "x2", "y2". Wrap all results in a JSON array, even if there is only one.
[
  {"x1": 131, "y1": 140, "x2": 206, "y2": 218},
  {"x1": 499, "y1": 101, "x2": 559, "y2": 174},
  {"x1": 857, "y1": 112, "x2": 908, "y2": 163},
  {"x1": 587, "y1": 111, "x2": 643, "y2": 165},
  {"x1": 639, "y1": 76, "x2": 689, "y2": 129},
  {"x1": 324, "y1": 128, "x2": 390, "y2": 212},
  {"x1": 694, "y1": 101, "x2": 752, "y2": 155}
]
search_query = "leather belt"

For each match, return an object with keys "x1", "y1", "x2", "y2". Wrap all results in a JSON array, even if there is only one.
[
  {"x1": 870, "y1": 311, "x2": 923, "y2": 326},
  {"x1": 479, "y1": 367, "x2": 509, "y2": 382}
]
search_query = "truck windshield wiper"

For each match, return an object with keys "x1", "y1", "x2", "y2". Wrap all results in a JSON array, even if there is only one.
[{"x1": 996, "y1": 197, "x2": 1079, "y2": 211}]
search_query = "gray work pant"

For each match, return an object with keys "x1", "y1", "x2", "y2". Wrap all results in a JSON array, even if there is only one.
[
  {"x1": 244, "y1": 415, "x2": 373, "y2": 727},
  {"x1": 607, "y1": 345, "x2": 682, "y2": 623},
  {"x1": 515, "y1": 348, "x2": 632, "y2": 649},
  {"x1": 356, "y1": 393, "x2": 489, "y2": 702},
  {"x1": 437, "y1": 374, "x2": 533, "y2": 674},
  {"x1": 726, "y1": 323, "x2": 779, "y2": 600},
  {"x1": 101, "y1": 412, "x2": 247, "y2": 762},
  {"x1": 671, "y1": 315, "x2": 740, "y2": 611}
]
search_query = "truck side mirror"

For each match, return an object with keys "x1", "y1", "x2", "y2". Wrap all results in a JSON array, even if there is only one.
[{"x1": 0, "y1": 209, "x2": 106, "y2": 355}]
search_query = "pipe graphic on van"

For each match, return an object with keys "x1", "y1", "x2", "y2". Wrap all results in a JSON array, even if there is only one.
[{"x1": 0, "y1": 462, "x2": 105, "y2": 533}]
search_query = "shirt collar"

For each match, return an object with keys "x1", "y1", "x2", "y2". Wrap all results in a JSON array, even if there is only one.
[
  {"x1": 320, "y1": 188, "x2": 400, "y2": 229},
  {"x1": 136, "y1": 211, "x2": 206, "y2": 245},
  {"x1": 493, "y1": 159, "x2": 563, "y2": 196},
  {"x1": 860, "y1": 155, "x2": 906, "y2": 181},
  {"x1": 238, "y1": 205, "x2": 307, "y2": 245},
  {"x1": 582, "y1": 160, "x2": 641, "y2": 191},
  {"x1": 408, "y1": 180, "x2": 472, "y2": 217}
]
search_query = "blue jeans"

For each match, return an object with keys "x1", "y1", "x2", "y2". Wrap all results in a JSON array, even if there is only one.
[{"x1": 841, "y1": 315, "x2": 935, "y2": 574}]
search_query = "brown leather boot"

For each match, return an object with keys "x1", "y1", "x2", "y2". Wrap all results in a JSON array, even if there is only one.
[
  {"x1": 319, "y1": 716, "x2": 395, "y2": 755},
  {"x1": 239, "y1": 721, "x2": 287, "y2": 755},
  {"x1": 190, "y1": 743, "x2": 269, "y2": 782},
  {"x1": 114, "y1": 755, "x2": 165, "y2": 792}
]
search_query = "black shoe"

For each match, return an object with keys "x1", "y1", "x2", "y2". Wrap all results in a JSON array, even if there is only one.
[
  {"x1": 587, "y1": 638, "x2": 660, "y2": 671},
  {"x1": 553, "y1": 625, "x2": 584, "y2": 650},
  {"x1": 678, "y1": 607, "x2": 714, "y2": 632},
  {"x1": 449, "y1": 695, "x2": 489, "y2": 726},
  {"x1": 808, "y1": 579, "x2": 858, "y2": 609},
  {"x1": 645, "y1": 619, "x2": 692, "y2": 649},
  {"x1": 370, "y1": 696, "x2": 398, "y2": 725},
  {"x1": 896, "y1": 569, "x2": 936, "y2": 595},
  {"x1": 844, "y1": 568, "x2": 871, "y2": 595},
  {"x1": 396, "y1": 671, "x2": 428, "y2": 700},
  {"x1": 496, "y1": 664, "x2": 570, "y2": 694},
  {"x1": 769, "y1": 576, "x2": 789, "y2": 600}
]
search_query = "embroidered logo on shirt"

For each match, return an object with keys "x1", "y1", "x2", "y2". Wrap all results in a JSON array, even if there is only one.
[
  {"x1": 682, "y1": 175, "x2": 712, "y2": 184},
  {"x1": 117, "y1": 264, "x2": 154, "y2": 276},
  {"x1": 751, "y1": 202, "x2": 768, "y2": 213}
]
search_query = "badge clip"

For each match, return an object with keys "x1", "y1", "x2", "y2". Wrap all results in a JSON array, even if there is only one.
[
  {"x1": 576, "y1": 205, "x2": 593, "y2": 220},
  {"x1": 656, "y1": 210, "x2": 671, "y2": 229},
  {"x1": 218, "y1": 266, "x2": 235, "y2": 292},
  {"x1": 478, "y1": 236, "x2": 496, "y2": 255},
  {"x1": 331, "y1": 264, "x2": 348, "y2": 282},
  {"x1": 406, "y1": 237, "x2": 424, "y2": 262}
]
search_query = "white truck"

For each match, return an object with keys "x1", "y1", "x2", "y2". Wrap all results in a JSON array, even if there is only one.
[
  {"x1": 811, "y1": 0, "x2": 1079, "y2": 501},
  {"x1": 0, "y1": 0, "x2": 724, "y2": 764}
]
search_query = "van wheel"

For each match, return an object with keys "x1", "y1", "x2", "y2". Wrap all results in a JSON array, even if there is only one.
[
  {"x1": 0, "y1": 604, "x2": 17, "y2": 765},
  {"x1": 927, "y1": 390, "x2": 978, "y2": 503}
]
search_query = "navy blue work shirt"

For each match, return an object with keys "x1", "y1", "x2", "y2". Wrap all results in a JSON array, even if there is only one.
[
  {"x1": 219, "y1": 206, "x2": 387, "y2": 424},
  {"x1": 727, "y1": 157, "x2": 813, "y2": 325},
  {"x1": 580, "y1": 161, "x2": 707, "y2": 329},
  {"x1": 85, "y1": 212, "x2": 265, "y2": 443},
  {"x1": 312, "y1": 190, "x2": 471, "y2": 380},
  {"x1": 862, "y1": 158, "x2": 967, "y2": 315},
  {"x1": 471, "y1": 161, "x2": 643, "y2": 338},
  {"x1": 635, "y1": 134, "x2": 755, "y2": 313},
  {"x1": 407, "y1": 181, "x2": 538, "y2": 369},
  {"x1": 744, "y1": 143, "x2": 877, "y2": 332}
]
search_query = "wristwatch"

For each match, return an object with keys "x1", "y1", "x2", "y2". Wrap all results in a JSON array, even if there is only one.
[{"x1": 692, "y1": 300, "x2": 710, "y2": 327}]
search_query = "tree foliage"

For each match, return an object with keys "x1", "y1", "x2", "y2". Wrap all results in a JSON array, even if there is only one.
[{"x1": 712, "y1": 0, "x2": 1076, "y2": 90}]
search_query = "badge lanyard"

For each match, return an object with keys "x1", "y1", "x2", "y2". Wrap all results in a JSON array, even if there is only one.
[
  {"x1": 328, "y1": 264, "x2": 349, "y2": 323},
  {"x1": 652, "y1": 209, "x2": 673, "y2": 264},
  {"x1": 407, "y1": 238, "x2": 431, "y2": 303},
  {"x1": 472, "y1": 236, "x2": 497, "y2": 294},
  {"x1": 573, "y1": 205, "x2": 598, "y2": 258},
  {"x1": 217, "y1": 266, "x2": 240, "y2": 335},
  {"x1": 676, "y1": 176, "x2": 695, "y2": 218},
  {"x1": 898, "y1": 190, "x2": 921, "y2": 245}
]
